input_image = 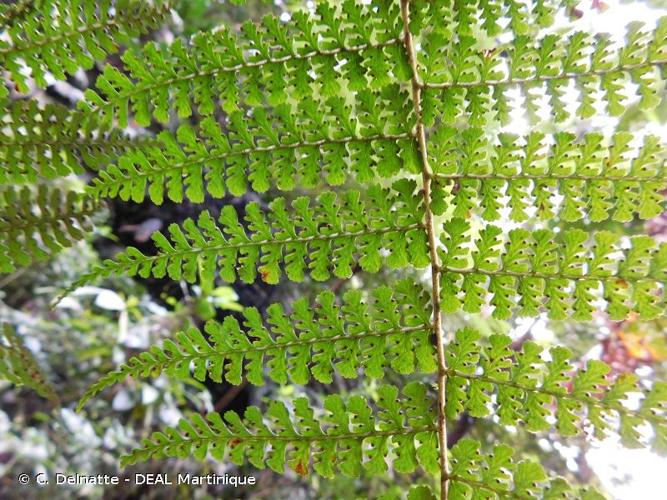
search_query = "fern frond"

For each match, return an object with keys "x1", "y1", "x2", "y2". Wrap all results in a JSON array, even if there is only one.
[
  {"x1": 439, "y1": 221, "x2": 667, "y2": 320},
  {"x1": 0, "y1": 323, "x2": 57, "y2": 401},
  {"x1": 41, "y1": 0, "x2": 667, "y2": 494},
  {"x1": 88, "y1": 87, "x2": 418, "y2": 202},
  {"x1": 121, "y1": 383, "x2": 438, "y2": 478},
  {"x1": 420, "y1": 18, "x2": 667, "y2": 124},
  {"x1": 447, "y1": 438, "x2": 604, "y2": 499},
  {"x1": 430, "y1": 129, "x2": 666, "y2": 222},
  {"x1": 80, "y1": 1, "x2": 407, "y2": 127},
  {"x1": 446, "y1": 328, "x2": 667, "y2": 453},
  {"x1": 0, "y1": 185, "x2": 100, "y2": 273},
  {"x1": 63, "y1": 182, "x2": 428, "y2": 297},
  {"x1": 0, "y1": 0, "x2": 172, "y2": 98},
  {"x1": 78, "y1": 280, "x2": 435, "y2": 409},
  {"x1": 0, "y1": 100, "x2": 150, "y2": 184}
]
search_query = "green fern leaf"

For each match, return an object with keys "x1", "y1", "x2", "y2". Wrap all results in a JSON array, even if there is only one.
[
  {"x1": 0, "y1": 0, "x2": 172, "y2": 98},
  {"x1": 0, "y1": 0, "x2": 34, "y2": 27},
  {"x1": 80, "y1": 2, "x2": 407, "y2": 127},
  {"x1": 88, "y1": 88, "x2": 418, "y2": 202},
  {"x1": 1, "y1": 100, "x2": 151, "y2": 184},
  {"x1": 0, "y1": 185, "x2": 100, "y2": 273},
  {"x1": 448, "y1": 438, "x2": 603, "y2": 499},
  {"x1": 446, "y1": 328, "x2": 667, "y2": 452},
  {"x1": 121, "y1": 383, "x2": 437, "y2": 478},
  {"x1": 439, "y1": 222, "x2": 667, "y2": 320},
  {"x1": 421, "y1": 17, "x2": 667, "y2": 125},
  {"x1": 77, "y1": 280, "x2": 435, "y2": 409},
  {"x1": 430, "y1": 130, "x2": 666, "y2": 222},
  {"x1": 407, "y1": 485, "x2": 437, "y2": 500},
  {"x1": 0, "y1": 323, "x2": 57, "y2": 401},
  {"x1": 44, "y1": 0, "x2": 667, "y2": 495},
  {"x1": 62, "y1": 182, "x2": 428, "y2": 297}
]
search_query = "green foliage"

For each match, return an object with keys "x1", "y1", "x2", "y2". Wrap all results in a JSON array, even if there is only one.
[
  {"x1": 419, "y1": 12, "x2": 667, "y2": 125},
  {"x1": 121, "y1": 382, "x2": 439, "y2": 478},
  {"x1": 0, "y1": 0, "x2": 34, "y2": 27},
  {"x1": 2, "y1": 0, "x2": 667, "y2": 498},
  {"x1": 0, "y1": 0, "x2": 172, "y2": 98},
  {"x1": 0, "y1": 99, "x2": 151, "y2": 273},
  {"x1": 1, "y1": 100, "x2": 151, "y2": 185},
  {"x1": 78, "y1": 280, "x2": 435, "y2": 409},
  {"x1": 88, "y1": 92, "x2": 417, "y2": 202},
  {"x1": 65, "y1": 181, "x2": 428, "y2": 295},
  {"x1": 439, "y1": 221, "x2": 667, "y2": 320},
  {"x1": 0, "y1": 1, "x2": 171, "y2": 273},
  {"x1": 429, "y1": 130, "x2": 666, "y2": 223},
  {"x1": 0, "y1": 185, "x2": 99, "y2": 273},
  {"x1": 446, "y1": 438, "x2": 604, "y2": 500},
  {"x1": 0, "y1": 323, "x2": 57, "y2": 401},
  {"x1": 446, "y1": 328, "x2": 667, "y2": 453},
  {"x1": 80, "y1": 1, "x2": 407, "y2": 127},
  {"x1": 68, "y1": 0, "x2": 667, "y2": 494}
]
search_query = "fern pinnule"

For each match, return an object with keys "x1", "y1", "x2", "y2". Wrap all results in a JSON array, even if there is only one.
[
  {"x1": 439, "y1": 221, "x2": 667, "y2": 320},
  {"x1": 447, "y1": 438, "x2": 604, "y2": 499},
  {"x1": 420, "y1": 17, "x2": 667, "y2": 125},
  {"x1": 429, "y1": 129, "x2": 666, "y2": 223},
  {"x1": 81, "y1": 2, "x2": 407, "y2": 127},
  {"x1": 0, "y1": 0, "x2": 35, "y2": 27}
]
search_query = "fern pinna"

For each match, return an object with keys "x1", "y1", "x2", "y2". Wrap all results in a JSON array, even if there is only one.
[
  {"x1": 0, "y1": 323, "x2": 57, "y2": 402},
  {"x1": 1, "y1": 0, "x2": 667, "y2": 498}
]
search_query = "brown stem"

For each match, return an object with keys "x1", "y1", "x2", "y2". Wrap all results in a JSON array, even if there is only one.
[{"x1": 399, "y1": 1, "x2": 449, "y2": 498}]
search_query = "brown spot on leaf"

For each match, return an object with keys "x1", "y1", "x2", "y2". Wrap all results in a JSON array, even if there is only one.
[
  {"x1": 294, "y1": 461, "x2": 308, "y2": 476},
  {"x1": 259, "y1": 268, "x2": 272, "y2": 283}
]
